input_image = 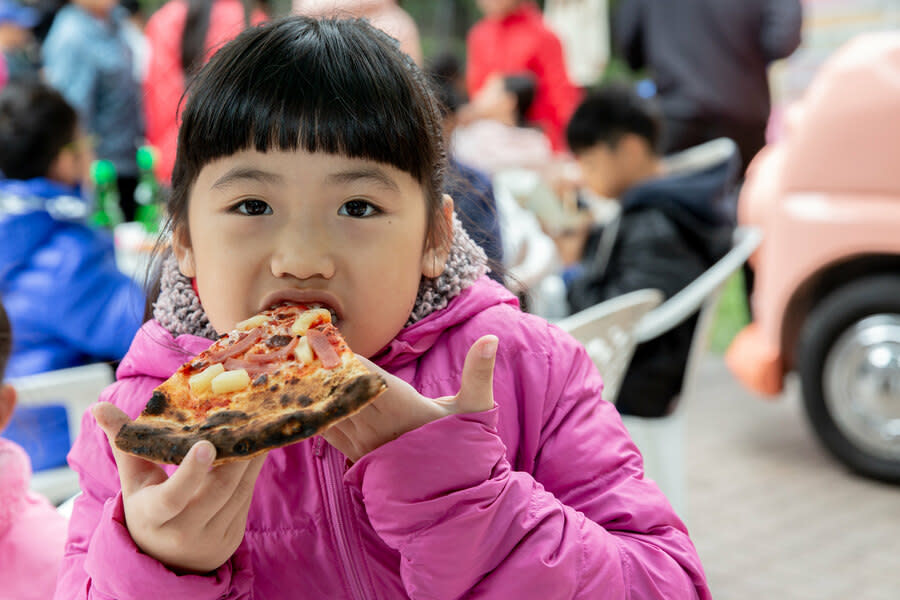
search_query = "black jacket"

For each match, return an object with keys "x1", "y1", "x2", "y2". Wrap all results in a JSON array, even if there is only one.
[{"x1": 567, "y1": 159, "x2": 735, "y2": 417}]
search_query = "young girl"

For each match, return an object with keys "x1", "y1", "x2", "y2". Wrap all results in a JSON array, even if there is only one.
[{"x1": 56, "y1": 16, "x2": 710, "y2": 599}]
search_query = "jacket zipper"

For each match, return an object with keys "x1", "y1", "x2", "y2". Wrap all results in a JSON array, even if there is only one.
[{"x1": 317, "y1": 438, "x2": 370, "y2": 600}]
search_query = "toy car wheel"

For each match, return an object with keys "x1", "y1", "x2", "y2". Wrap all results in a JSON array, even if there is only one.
[{"x1": 798, "y1": 275, "x2": 900, "y2": 483}]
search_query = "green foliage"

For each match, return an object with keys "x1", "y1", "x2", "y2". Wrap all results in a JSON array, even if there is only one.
[{"x1": 710, "y1": 272, "x2": 751, "y2": 354}]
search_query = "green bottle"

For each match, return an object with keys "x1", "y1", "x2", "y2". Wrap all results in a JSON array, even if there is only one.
[
  {"x1": 134, "y1": 145, "x2": 161, "y2": 233},
  {"x1": 89, "y1": 159, "x2": 124, "y2": 229}
]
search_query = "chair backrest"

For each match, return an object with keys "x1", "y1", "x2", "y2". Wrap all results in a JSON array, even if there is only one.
[
  {"x1": 556, "y1": 288, "x2": 664, "y2": 404},
  {"x1": 663, "y1": 137, "x2": 739, "y2": 176},
  {"x1": 634, "y1": 226, "x2": 763, "y2": 408},
  {"x1": 10, "y1": 362, "x2": 115, "y2": 445}
]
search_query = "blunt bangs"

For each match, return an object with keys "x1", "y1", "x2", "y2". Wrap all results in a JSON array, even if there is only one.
[{"x1": 173, "y1": 17, "x2": 443, "y2": 193}]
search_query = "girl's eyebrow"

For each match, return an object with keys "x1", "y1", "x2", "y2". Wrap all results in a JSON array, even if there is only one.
[
  {"x1": 211, "y1": 167, "x2": 284, "y2": 190},
  {"x1": 325, "y1": 167, "x2": 400, "y2": 192}
]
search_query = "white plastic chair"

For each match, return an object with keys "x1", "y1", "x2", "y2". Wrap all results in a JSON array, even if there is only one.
[
  {"x1": 556, "y1": 288, "x2": 664, "y2": 405},
  {"x1": 10, "y1": 362, "x2": 114, "y2": 505},
  {"x1": 625, "y1": 226, "x2": 763, "y2": 519}
]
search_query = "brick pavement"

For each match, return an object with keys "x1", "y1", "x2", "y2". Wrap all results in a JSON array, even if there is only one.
[{"x1": 683, "y1": 355, "x2": 900, "y2": 599}]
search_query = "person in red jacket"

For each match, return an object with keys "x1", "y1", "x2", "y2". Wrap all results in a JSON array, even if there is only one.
[
  {"x1": 143, "y1": 0, "x2": 267, "y2": 183},
  {"x1": 466, "y1": 0, "x2": 581, "y2": 152}
]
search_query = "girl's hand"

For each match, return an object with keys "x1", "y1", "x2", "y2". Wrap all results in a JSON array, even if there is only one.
[
  {"x1": 92, "y1": 403, "x2": 267, "y2": 574},
  {"x1": 322, "y1": 335, "x2": 498, "y2": 462}
]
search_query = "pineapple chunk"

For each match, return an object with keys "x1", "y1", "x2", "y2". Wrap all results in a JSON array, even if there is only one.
[
  {"x1": 189, "y1": 363, "x2": 225, "y2": 395},
  {"x1": 235, "y1": 314, "x2": 269, "y2": 331},
  {"x1": 295, "y1": 336, "x2": 314, "y2": 365},
  {"x1": 290, "y1": 308, "x2": 331, "y2": 336},
  {"x1": 210, "y1": 369, "x2": 251, "y2": 394}
]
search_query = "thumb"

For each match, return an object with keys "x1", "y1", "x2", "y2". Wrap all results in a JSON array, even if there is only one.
[
  {"x1": 454, "y1": 335, "x2": 498, "y2": 414},
  {"x1": 92, "y1": 402, "x2": 166, "y2": 494}
]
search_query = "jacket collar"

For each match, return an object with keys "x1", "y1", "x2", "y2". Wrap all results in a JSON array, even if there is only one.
[{"x1": 373, "y1": 277, "x2": 518, "y2": 371}]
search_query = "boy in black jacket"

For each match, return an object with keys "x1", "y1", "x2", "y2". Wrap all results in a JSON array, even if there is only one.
[{"x1": 565, "y1": 85, "x2": 734, "y2": 417}]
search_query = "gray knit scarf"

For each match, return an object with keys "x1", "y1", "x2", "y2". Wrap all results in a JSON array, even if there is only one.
[{"x1": 153, "y1": 213, "x2": 489, "y2": 339}]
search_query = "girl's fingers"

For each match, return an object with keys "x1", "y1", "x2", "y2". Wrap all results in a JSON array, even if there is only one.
[
  {"x1": 186, "y1": 456, "x2": 256, "y2": 520},
  {"x1": 321, "y1": 421, "x2": 361, "y2": 460},
  {"x1": 205, "y1": 452, "x2": 268, "y2": 532},
  {"x1": 92, "y1": 402, "x2": 167, "y2": 495},
  {"x1": 150, "y1": 440, "x2": 217, "y2": 521}
]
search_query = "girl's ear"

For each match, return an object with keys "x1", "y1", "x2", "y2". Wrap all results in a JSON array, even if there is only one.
[
  {"x1": 172, "y1": 226, "x2": 196, "y2": 278},
  {"x1": 421, "y1": 194, "x2": 454, "y2": 279}
]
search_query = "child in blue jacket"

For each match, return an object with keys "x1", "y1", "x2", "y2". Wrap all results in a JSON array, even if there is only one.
[{"x1": 0, "y1": 80, "x2": 144, "y2": 378}]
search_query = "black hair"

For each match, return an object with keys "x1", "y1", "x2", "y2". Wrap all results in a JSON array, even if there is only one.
[
  {"x1": 565, "y1": 84, "x2": 662, "y2": 155},
  {"x1": 0, "y1": 81, "x2": 78, "y2": 179},
  {"x1": 0, "y1": 299, "x2": 11, "y2": 378},
  {"x1": 503, "y1": 73, "x2": 536, "y2": 127},
  {"x1": 147, "y1": 16, "x2": 450, "y2": 318}
]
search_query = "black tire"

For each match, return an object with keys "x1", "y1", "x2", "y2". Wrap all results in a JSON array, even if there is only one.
[{"x1": 798, "y1": 275, "x2": 900, "y2": 483}]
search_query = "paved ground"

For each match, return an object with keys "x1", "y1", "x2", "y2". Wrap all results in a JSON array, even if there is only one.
[{"x1": 684, "y1": 354, "x2": 900, "y2": 600}]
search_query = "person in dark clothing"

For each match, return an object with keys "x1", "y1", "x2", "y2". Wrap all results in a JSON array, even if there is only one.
[
  {"x1": 565, "y1": 85, "x2": 735, "y2": 417},
  {"x1": 614, "y1": 0, "x2": 802, "y2": 174}
]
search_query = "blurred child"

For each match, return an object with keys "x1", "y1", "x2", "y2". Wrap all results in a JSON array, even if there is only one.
[
  {"x1": 453, "y1": 72, "x2": 554, "y2": 175},
  {"x1": 565, "y1": 85, "x2": 735, "y2": 417},
  {"x1": 0, "y1": 81, "x2": 144, "y2": 378},
  {"x1": 466, "y1": 0, "x2": 581, "y2": 151},
  {"x1": 56, "y1": 17, "x2": 709, "y2": 599},
  {"x1": 0, "y1": 300, "x2": 69, "y2": 600}
]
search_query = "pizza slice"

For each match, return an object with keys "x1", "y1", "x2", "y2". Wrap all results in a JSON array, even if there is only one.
[{"x1": 114, "y1": 304, "x2": 387, "y2": 465}]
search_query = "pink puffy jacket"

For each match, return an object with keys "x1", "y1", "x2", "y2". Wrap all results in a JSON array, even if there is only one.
[{"x1": 55, "y1": 277, "x2": 709, "y2": 599}]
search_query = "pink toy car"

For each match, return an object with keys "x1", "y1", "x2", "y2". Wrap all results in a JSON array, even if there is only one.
[{"x1": 727, "y1": 32, "x2": 900, "y2": 482}]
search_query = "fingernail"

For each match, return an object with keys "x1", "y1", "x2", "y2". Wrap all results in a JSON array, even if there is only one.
[
  {"x1": 481, "y1": 336, "x2": 498, "y2": 359},
  {"x1": 195, "y1": 443, "x2": 215, "y2": 465}
]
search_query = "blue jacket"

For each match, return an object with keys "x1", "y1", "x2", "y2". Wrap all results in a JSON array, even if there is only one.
[{"x1": 0, "y1": 178, "x2": 144, "y2": 378}]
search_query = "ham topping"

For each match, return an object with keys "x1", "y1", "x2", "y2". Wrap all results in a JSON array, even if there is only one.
[
  {"x1": 307, "y1": 328, "x2": 341, "y2": 368},
  {"x1": 207, "y1": 327, "x2": 265, "y2": 362},
  {"x1": 246, "y1": 336, "x2": 300, "y2": 363}
]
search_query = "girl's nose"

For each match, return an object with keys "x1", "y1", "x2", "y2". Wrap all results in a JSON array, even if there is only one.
[{"x1": 270, "y1": 226, "x2": 336, "y2": 281}]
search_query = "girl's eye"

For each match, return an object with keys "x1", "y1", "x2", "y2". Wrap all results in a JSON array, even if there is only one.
[
  {"x1": 232, "y1": 199, "x2": 272, "y2": 216},
  {"x1": 339, "y1": 199, "x2": 379, "y2": 218}
]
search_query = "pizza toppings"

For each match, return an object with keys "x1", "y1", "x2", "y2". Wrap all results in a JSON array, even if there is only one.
[
  {"x1": 188, "y1": 363, "x2": 226, "y2": 394},
  {"x1": 307, "y1": 328, "x2": 341, "y2": 368},
  {"x1": 247, "y1": 336, "x2": 299, "y2": 363},
  {"x1": 210, "y1": 368, "x2": 251, "y2": 394},
  {"x1": 207, "y1": 327, "x2": 265, "y2": 362},
  {"x1": 290, "y1": 308, "x2": 331, "y2": 336}
]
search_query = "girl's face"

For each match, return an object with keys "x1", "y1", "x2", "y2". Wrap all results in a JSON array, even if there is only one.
[{"x1": 174, "y1": 149, "x2": 451, "y2": 358}]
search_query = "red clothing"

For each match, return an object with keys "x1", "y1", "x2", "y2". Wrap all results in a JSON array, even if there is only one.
[
  {"x1": 143, "y1": 0, "x2": 266, "y2": 182},
  {"x1": 466, "y1": 2, "x2": 581, "y2": 152}
]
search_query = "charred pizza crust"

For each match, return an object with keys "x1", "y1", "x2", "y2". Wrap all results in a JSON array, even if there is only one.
[{"x1": 115, "y1": 305, "x2": 387, "y2": 465}]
